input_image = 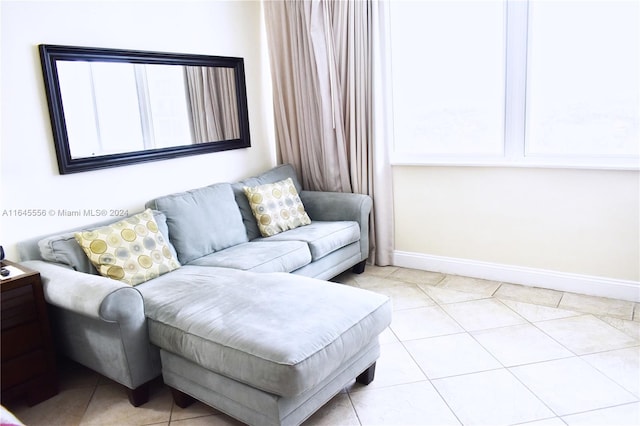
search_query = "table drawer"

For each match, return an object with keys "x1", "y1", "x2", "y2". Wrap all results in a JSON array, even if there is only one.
[
  {"x1": 1, "y1": 322, "x2": 43, "y2": 361},
  {"x1": 1, "y1": 349, "x2": 47, "y2": 390},
  {"x1": 1, "y1": 285, "x2": 37, "y2": 330},
  {"x1": 1, "y1": 261, "x2": 58, "y2": 405}
]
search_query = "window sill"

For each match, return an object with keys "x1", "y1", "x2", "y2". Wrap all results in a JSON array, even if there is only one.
[{"x1": 391, "y1": 154, "x2": 640, "y2": 171}]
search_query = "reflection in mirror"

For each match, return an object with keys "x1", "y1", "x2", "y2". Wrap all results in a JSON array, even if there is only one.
[
  {"x1": 56, "y1": 62, "x2": 241, "y2": 158},
  {"x1": 39, "y1": 45, "x2": 250, "y2": 174},
  {"x1": 186, "y1": 66, "x2": 240, "y2": 143}
]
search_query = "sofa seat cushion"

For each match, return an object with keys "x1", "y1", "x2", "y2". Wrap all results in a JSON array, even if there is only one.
[
  {"x1": 257, "y1": 221, "x2": 360, "y2": 261},
  {"x1": 187, "y1": 241, "x2": 311, "y2": 273},
  {"x1": 137, "y1": 266, "x2": 391, "y2": 397}
]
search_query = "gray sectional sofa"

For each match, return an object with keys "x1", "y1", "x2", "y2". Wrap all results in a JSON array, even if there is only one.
[{"x1": 17, "y1": 164, "x2": 392, "y2": 425}]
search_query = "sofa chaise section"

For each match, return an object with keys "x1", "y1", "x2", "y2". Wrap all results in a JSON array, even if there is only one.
[{"x1": 136, "y1": 265, "x2": 391, "y2": 425}]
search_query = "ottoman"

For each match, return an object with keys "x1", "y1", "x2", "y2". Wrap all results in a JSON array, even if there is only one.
[{"x1": 137, "y1": 266, "x2": 392, "y2": 425}]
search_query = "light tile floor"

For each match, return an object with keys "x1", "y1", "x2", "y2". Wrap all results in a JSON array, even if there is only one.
[{"x1": 4, "y1": 266, "x2": 639, "y2": 425}]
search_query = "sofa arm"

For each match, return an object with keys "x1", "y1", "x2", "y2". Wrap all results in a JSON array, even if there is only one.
[
  {"x1": 300, "y1": 191, "x2": 373, "y2": 262},
  {"x1": 21, "y1": 260, "x2": 160, "y2": 401},
  {"x1": 300, "y1": 191, "x2": 372, "y2": 222},
  {"x1": 20, "y1": 260, "x2": 139, "y2": 321}
]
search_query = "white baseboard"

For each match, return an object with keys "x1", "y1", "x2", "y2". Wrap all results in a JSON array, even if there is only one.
[{"x1": 393, "y1": 251, "x2": 640, "y2": 303}]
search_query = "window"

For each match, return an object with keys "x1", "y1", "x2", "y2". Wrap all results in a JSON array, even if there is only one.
[
  {"x1": 390, "y1": 1, "x2": 506, "y2": 157},
  {"x1": 526, "y1": 1, "x2": 639, "y2": 159},
  {"x1": 389, "y1": 0, "x2": 640, "y2": 169}
]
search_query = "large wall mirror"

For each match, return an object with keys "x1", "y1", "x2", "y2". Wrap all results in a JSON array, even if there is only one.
[{"x1": 39, "y1": 44, "x2": 251, "y2": 174}]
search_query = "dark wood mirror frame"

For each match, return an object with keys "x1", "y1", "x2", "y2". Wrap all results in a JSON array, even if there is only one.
[{"x1": 39, "y1": 44, "x2": 251, "y2": 174}]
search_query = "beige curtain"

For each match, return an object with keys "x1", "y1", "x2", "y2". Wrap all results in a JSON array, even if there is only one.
[
  {"x1": 264, "y1": 0, "x2": 394, "y2": 265},
  {"x1": 185, "y1": 66, "x2": 240, "y2": 143}
]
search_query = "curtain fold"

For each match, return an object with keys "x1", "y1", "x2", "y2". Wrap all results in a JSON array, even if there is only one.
[
  {"x1": 264, "y1": 0, "x2": 394, "y2": 265},
  {"x1": 185, "y1": 66, "x2": 240, "y2": 143}
]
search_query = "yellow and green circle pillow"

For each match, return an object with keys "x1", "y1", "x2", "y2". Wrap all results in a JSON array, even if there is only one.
[
  {"x1": 243, "y1": 177, "x2": 311, "y2": 237},
  {"x1": 74, "y1": 209, "x2": 180, "y2": 285}
]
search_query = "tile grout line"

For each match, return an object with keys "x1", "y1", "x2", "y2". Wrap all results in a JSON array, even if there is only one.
[
  {"x1": 345, "y1": 389, "x2": 364, "y2": 426},
  {"x1": 78, "y1": 381, "x2": 99, "y2": 426},
  {"x1": 491, "y1": 282, "x2": 503, "y2": 297}
]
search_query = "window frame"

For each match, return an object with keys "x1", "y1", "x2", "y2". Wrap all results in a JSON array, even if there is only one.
[{"x1": 389, "y1": 0, "x2": 640, "y2": 171}]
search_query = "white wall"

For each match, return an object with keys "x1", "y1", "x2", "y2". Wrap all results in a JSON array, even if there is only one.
[
  {"x1": 0, "y1": 0, "x2": 275, "y2": 259},
  {"x1": 393, "y1": 166, "x2": 640, "y2": 300}
]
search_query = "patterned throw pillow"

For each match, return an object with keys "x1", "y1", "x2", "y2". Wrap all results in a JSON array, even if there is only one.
[
  {"x1": 74, "y1": 209, "x2": 181, "y2": 285},
  {"x1": 243, "y1": 177, "x2": 311, "y2": 237}
]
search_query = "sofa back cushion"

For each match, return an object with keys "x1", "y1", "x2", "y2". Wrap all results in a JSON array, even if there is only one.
[
  {"x1": 232, "y1": 164, "x2": 303, "y2": 241},
  {"x1": 146, "y1": 182, "x2": 248, "y2": 264}
]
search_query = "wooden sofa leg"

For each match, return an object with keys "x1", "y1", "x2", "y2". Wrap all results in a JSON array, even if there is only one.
[
  {"x1": 127, "y1": 382, "x2": 150, "y2": 407},
  {"x1": 356, "y1": 362, "x2": 376, "y2": 385},
  {"x1": 352, "y1": 260, "x2": 366, "y2": 274},
  {"x1": 171, "y1": 387, "x2": 196, "y2": 409}
]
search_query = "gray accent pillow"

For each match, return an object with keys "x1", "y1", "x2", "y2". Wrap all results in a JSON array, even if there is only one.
[
  {"x1": 38, "y1": 231, "x2": 98, "y2": 275},
  {"x1": 146, "y1": 183, "x2": 248, "y2": 264}
]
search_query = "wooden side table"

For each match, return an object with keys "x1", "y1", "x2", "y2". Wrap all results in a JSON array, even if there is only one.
[{"x1": 1, "y1": 260, "x2": 58, "y2": 405}]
